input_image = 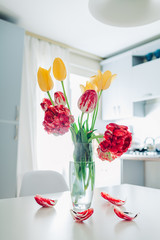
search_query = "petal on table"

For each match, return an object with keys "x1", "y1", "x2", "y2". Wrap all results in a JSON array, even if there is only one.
[
  {"x1": 114, "y1": 206, "x2": 139, "y2": 221},
  {"x1": 70, "y1": 208, "x2": 94, "y2": 222},
  {"x1": 101, "y1": 192, "x2": 126, "y2": 206},
  {"x1": 34, "y1": 194, "x2": 57, "y2": 207}
]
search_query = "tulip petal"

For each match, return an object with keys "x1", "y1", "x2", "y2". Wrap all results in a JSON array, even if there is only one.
[
  {"x1": 101, "y1": 192, "x2": 126, "y2": 206},
  {"x1": 80, "y1": 84, "x2": 85, "y2": 93},
  {"x1": 34, "y1": 195, "x2": 57, "y2": 207},
  {"x1": 90, "y1": 70, "x2": 102, "y2": 92},
  {"x1": 37, "y1": 67, "x2": 54, "y2": 92},
  {"x1": 53, "y1": 58, "x2": 67, "y2": 81},
  {"x1": 114, "y1": 206, "x2": 139, "y2": 221},
  {"x1": 78, "y1": 90, "x2": 98, "y2": 113},
  {"x1": 70, "y1": 208, "x2": 94, "y2": 222},
  {"x1": 54, "y1": 91, "x2": 66, "y2": 105},
  {"x1": 40, "y1": 98, "x2": 53, "y2": 111},
  {"x1": 102, "y1": 70, "x2": 111, "y2": 89}
]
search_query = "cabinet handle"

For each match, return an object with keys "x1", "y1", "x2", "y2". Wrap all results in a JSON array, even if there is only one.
[{"x1": 14, "y1": 125, "x2": 18, "y2": 141}]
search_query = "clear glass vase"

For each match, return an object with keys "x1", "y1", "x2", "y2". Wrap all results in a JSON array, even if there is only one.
[{"x1": 69, "y1": 143, "x2": 95, "y2": 211}]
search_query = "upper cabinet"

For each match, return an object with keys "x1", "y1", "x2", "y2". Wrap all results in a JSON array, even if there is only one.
[
  {"x1": 101, "y1": 53, "x2": 133, "y2": 120},
  {"x1": 101, "y1": 38, "x2": 160, "y2": 120},
  {"x1": 0, "y1": 19, "x2": 24, "y2": 122},
  {"x1": 131, "y1": 39, "x2": 160, "y2": 100}
]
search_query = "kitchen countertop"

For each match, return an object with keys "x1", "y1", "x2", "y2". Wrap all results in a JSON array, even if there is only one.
[{"x1": 121, "y1": 153, "x2": 160, "y2": 161}]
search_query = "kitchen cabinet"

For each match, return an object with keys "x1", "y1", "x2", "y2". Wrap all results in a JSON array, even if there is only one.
[
  {"x1": 121, "y1": 159, "x2": 145, "y2": 186},
  {"x1": 0, "y1": 122, "x2": 18, "y2": 198},
  {"x1": 101, "y1": 38, "x2": 160, "y2": 120},
  {"x1": 101, "y1": 53, "x2": 133, "y2": 120},
  {"x1": 0, "y1": 20, "x2": 24, "y2": 198},
  {"x1": 131, "y1": 58, "x2": 160, "y2": 100},
  {"x1": 121, "y1": 155, "x2": 160, "y2": 188}
]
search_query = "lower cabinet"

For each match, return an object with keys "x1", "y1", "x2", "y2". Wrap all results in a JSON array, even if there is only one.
[
  {"x1": 0, "y1": 122, "x2": 18, "y2": 198},
  {"x1": 121, "y1": 159, "x2": 145, "y2": 186}
]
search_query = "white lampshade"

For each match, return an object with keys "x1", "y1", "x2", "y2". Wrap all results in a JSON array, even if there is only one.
[{"x1": 88, "y1": 0, "x2": 160, "y2": 27}]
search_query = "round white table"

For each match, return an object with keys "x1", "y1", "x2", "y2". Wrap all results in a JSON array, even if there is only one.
[{"x1": 0, "y1": 184, "x2": 160, "y2": 240}]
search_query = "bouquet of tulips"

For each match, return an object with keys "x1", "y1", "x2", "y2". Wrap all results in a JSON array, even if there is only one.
[
  {"x1": 37, "y1": 57, "x2": 132, "y2": 208},
  {"x1": 37, "y1": 57, "x2": 132, "y2": 163}
]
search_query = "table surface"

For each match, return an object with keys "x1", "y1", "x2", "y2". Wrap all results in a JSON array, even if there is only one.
[{"x1": 0, "y1": 184, "x2": 160, "y2": 240}]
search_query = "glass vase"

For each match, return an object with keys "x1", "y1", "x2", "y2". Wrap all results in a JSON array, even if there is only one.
[{"x1": 69, "y1": 142, "x2": 95, "y2": 211}]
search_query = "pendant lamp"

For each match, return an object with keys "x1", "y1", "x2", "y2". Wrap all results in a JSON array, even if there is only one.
[{"x1": 88, "y1": 0, "x2": 160, "y2": 27}]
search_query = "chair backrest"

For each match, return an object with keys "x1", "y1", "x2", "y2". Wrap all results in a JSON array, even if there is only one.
[{"x1": 19, "y1": 170, "x2": 68, "y2": 197}]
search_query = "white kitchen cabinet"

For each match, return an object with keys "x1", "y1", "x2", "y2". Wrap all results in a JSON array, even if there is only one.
[
  {"x1": 131, "y1": 58, "x2": 160, "y2": 100},
  {"x1": 0, "y1": 122, "x2": 18, "y2": 198},
  {"x1": 101, "y1": 53, "x2": 133, "y2": 120},
  {"x1": 0, "y1": 20, "x2": 24, "y2": 198}
]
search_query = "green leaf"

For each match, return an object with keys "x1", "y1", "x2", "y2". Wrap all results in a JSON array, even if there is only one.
[
  {"x1": 70, "y1": 126, "x2": 77, "y2": 143},
  {"x1": 72, "y1": 122, "x2": 78, "y2": 134},
  {"x1": 82, "y1": 120, "x2": 87, "y2": 129},
  {"x1": 88, "y1": 134, "x2": 104, "y2": 143},
  {"x1": 80, "y1": 128, "x2": 88, "y2": 143},
  {"x1": 78, "y1": 117, "x2": 81, "y2": 129},
  {"x1": 87, "y1": 129, "x2": 97, "y2": 139}
]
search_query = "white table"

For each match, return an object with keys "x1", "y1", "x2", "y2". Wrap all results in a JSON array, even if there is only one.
[{"x1": 0, "y1": 184, "x2": 160, "y2": 240}]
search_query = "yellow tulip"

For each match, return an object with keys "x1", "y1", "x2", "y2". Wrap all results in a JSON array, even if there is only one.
[
  {"x1": 37, "y1": 67, "x2": 54, "y2": 92},
  {"x1": 80, "y1": 81, "x2": 98, "y2": 93},
  {"x1": 53, "y1": 58, "x2": 67, "y2": 81},
  {"x1": 90, "y1": 70, "x2": 103, "y2": 92},
  {"x1": 102, "y1": 70, "x2": 117, "y2": 90}
]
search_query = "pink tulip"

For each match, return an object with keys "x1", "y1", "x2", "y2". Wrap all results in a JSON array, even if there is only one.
[
  {"x1": 54, "y1": 91, "x2": 66, "y2": 105},
  {"x1": 78, "y1": 90, "x2": 98, "y2": 113}
]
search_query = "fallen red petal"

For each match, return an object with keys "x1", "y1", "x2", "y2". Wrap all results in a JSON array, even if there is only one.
[
  {"x1": 70, "y1": 208, "x2": 94, "y2": 222},
  {"x1": 114, "y1": 206, "x2": 139, "y2": 221},
  {"x1": 34, "y1": 194, "x2": 57, "y2": 207},
  {"x1": 101, "y1": 192, "x2": 126, "y2": 206}
]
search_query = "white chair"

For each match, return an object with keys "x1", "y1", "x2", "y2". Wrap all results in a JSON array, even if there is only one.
[{"x1": 19, "y1": 170, "x2": 68, "y2": 197}]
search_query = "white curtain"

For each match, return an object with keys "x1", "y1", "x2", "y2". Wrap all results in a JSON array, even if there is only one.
[{"x1": 17, "y1": 35, "x2": 71, "y2": 195}]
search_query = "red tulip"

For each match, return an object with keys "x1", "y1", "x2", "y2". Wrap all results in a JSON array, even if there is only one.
[
  {"x1": 78, "y1": 90, "x2": 98, "y2": 113},
  {"x1": 42, "y1": 105, "x2": 74, "y2": 135},
  {"x1": 97, "y1": 123, "x2": 132, "y2": 161},
  {"x1": 40, "y1": 98, "x2": 52, "y2": 111},
  {"x1": 54, "y1": 91, "x2": 66, "y2": 105}
]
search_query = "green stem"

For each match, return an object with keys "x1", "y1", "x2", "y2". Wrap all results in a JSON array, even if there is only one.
[
  {"x1": 80, "y1": 112, "x2": 84, "y2": 128},
  {"x1": 61, "y1": 81, "x2": 71, "y2": 112},
  {"x1": 91, "y1": 107, "x2": 97, "y2": 130},
  {"x1": 91, "y1": 90, "x2": 103, "y2": 130},
  {"x1": 86, "y1": 114, "x2": 89, "y2": 131},
  {"x1": 61, "y1": 81, "x2": 78, "y2": 134},
  {"x1": 91, "y1": 91, "x2": 100, "y2": 130},
  {"x1": 47, "y1": 91, "x2": 54, "y2": 106}
]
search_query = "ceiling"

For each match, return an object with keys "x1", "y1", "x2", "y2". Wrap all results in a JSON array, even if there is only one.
[{"x1": 1, "y1": 0, "x2": 160, "y2": 58}]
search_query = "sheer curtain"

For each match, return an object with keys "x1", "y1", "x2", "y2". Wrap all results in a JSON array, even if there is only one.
[{"x1": 17, "y1": 35, "x2": 71, "y2": 195}]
